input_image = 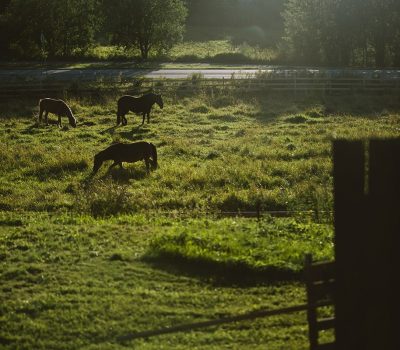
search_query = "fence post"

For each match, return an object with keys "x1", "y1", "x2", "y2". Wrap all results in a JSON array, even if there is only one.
[
  {"x1": 334, "y1": 139, "x2": 400, "y2": 350},
  {"x1": 333, "y1": 140, "x2": 366, "y2": 350}
]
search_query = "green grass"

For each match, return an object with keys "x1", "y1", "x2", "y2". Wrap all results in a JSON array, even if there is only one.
[
  {"x1": 1, "y1": 90, "x2": 398, "y2": 216},
  {"x1": 0, "y1": 40, "x2": 279, "y2": 69},
  {"x1": 147, "y1": 217, "x2": 333, "y2": 276},
  {"x1": 1, "y1": 87, "x2": 399, "y2": 348},
  {"x1": 73, "y1": 41, "x2": 279, "y2": 64},
  {"x1": 168, "y1": 40, "x2": 278, "y2": 64},
  {"x1": 0, "y1": 212, "x2": 329, "y2": 349}
]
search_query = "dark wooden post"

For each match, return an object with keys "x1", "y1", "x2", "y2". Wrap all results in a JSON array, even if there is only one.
[
  {"x1": 304, "y1": 254, "x2": 318, "y2": 350},
  {"x1": 333, "y1": 140, "x2": 366, "y2": 350},
  {"x1": 334, "y1": 139, "x2": 400, "y2": 350},
  {"x1": 365, "y1": 139, "x2": 400, "y2": 350}
]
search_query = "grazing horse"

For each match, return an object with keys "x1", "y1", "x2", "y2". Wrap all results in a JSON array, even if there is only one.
[
  {"x1": 116, "y1": 93, "x2": 163, "y2": 126},
  {"x1": 38, "y1": 98, "x2": 77, "y2": 128},
  {"x1": 93, "y1": 141, "x2": 158, "y2": 174}
]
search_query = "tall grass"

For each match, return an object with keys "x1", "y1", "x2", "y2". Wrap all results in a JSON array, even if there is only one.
[{"x1": 1, "y1": 89, "x2": 399, "y2": 217}]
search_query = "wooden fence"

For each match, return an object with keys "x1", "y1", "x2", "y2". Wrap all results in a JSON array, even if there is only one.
[{"x1": 0, "y1": 76, "x2": 399, "y2": 97}]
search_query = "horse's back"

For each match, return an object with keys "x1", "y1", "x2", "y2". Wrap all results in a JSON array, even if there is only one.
[
  {"x1": 40, "y1": 98, "x2": 68, "y2": 114},
  {"x1": 106, "y1": 142, "x2": 153, "y2": 162}
]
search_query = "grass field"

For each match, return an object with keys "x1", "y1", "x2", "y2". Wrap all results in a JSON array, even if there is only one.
[{"x1": 1, "y1": 85, "x2": 399, "y2": 349}]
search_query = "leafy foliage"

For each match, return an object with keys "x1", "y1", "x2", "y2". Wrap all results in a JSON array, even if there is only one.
[
  {"x1": 283, "y1": 0, "x2": 400, "y2": 66},
  {"x1": 103, "y1": 0, "x2": 187, "y2": 59},
  {"x1": 1, "y1": 0, "x2": 102, "y2": 58}
]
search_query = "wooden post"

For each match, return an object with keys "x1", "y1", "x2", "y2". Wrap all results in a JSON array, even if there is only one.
[
  {"x1": 334, "y1": 139, "x2": 400, "y2": 350},
  {"x1": 333, "y1": 140, "x2": 366, "y2": 350},
  {"x1": 305, "y1": 254, "x2": 318, "y2": 350},
  {"x1": 365, "y1": 139, "x2": 400, "y2": 350}
]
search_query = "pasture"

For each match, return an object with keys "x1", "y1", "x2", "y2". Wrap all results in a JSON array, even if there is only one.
[{"x1": 1, "y1": 88, "x2": 399, "y2": 349}]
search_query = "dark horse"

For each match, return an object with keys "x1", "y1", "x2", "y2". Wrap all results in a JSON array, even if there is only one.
[
  {"x1": 93, "y1": 141, "x2": 158, "y2": 174},
  {"x1": 38, "y1": 98, "x2": 77, "y2": 128},
  {"x1": 116, "y1": 93, "x2": 163, "y2": 126}
]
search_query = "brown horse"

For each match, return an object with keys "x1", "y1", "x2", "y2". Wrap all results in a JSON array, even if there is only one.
[
  {"x1": 116, "y1": 93, "x2": 163, "y2": 126},
  {"x1": 38, "y1": 98, "x2": 77, "y2": 128},
  {"x1": 93, "y1": 142, "x2": 158, "y2": 174}
]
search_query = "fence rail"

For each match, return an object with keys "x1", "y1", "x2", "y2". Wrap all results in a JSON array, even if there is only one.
[{"x1": 0, "y1": 76, "x2": 399, "y2": 97}]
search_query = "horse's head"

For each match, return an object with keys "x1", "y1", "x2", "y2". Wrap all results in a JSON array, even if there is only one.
[
  {"x1": 92, "y1": 153, "x2": 103, "y2": 174},
  {"x1": 67, "y1": 108, "x2": 77, "y2": 128},
  {"x1": 155, "y1": 94, "x2": 164, "y2": 109},
  {"x1": 69, "y1": 116, "x2": 77, "y2": 128}
]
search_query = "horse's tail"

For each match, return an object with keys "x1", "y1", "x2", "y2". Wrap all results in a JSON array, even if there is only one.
[{"x1": 149, "y1": 143, "x2": 158, "y2": 169}]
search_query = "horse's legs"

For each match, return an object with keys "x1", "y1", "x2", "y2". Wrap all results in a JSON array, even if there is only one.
[
  {"x1": 122, "y1": 115, "x2": 127, "y2": 126},
  {"x1": 109, "y1": 161, "x2": 123, "y2": 171},
  {"x1": 58, "y1": 115, "x2": 62, "y2": 128},
  {"x1": 38, "y1": 106, "x2": 43, "y2": 124},
  {"x1": 44, "y1": 111, "x2": 49, "y2": 125},
  {"x1": 144, "y1": 158, "x2": 150, "y2": 174},
  {"x1": 147, "y1": 112, "x2": 150, "y2": 124},
  {"x1": 116, "y1": 114, "x2": 121, "y2": 125},
  {"x1": 142, "y1": 112, "x2": 146, "y2": 125}
]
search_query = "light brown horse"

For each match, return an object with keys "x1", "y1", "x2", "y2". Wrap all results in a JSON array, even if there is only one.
[{"x1": 38, "y1": 98, "x2": 77, "y2": 128}]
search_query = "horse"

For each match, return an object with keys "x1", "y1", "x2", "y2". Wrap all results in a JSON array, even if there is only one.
[
  {"x1": 38, "y1": 98, "x2": 77, "y2": 128},
  {"x1": 116, "y1": 93, "x2": 163, "y2": 126},
  {"x1": 93, "y1": 141, "x2": 158, "y2": 174}
]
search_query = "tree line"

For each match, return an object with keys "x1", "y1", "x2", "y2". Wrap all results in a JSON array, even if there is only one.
[
  {"x1": 0, "y1": 0, "x2": 187, "y2": 60},
  {"x1": 283, "y1": 0, "x2": 400, "y2": 67},
  {"x1": 0, "y1": 0, "x2": 399, "y2": 67}
]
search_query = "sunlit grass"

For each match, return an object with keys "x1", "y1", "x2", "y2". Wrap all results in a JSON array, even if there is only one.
[
  {"x1": 1, "y1": 89, "x2": 399, "y2": 349},
  {"x1": 76, "y1": 41, "x2": 279, "y2": 64},
  {"x1": 1, "y1": 91, "x2": 399, "y2": 215}
]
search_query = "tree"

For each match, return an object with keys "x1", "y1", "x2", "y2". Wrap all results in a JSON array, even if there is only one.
[
  {"x1": 283, "y1": 0, "x2": 400, "y2": 67},
  {"x1": 104, "y1": 0, "x2": 187, "y2": 59},
  {"x1": 282, "y1": 0, "x2": 323, "y2": 65},
  {"x1": 2, "y1": 0, "x2": 102, "y2": 59}
]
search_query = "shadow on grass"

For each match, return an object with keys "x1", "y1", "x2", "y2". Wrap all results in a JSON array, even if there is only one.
[
  {"x1": 26, "y1": 160, "x2": 88, "y2": 180},
  {"x1": 232, "y1": 91, "x2": 400, "y2": 125},
  {"x1": 100, "y1": 166, "x2": 148, "y2": 183},
  {"x1": 142, "y1": 254, "x2": 301, "y2": 287},
  {"x1": 100, "y1": 125, "x2": 118, "y2": 135},
  {"x1": 118, "y1": 125, "x2": 156, "y2": 142}
]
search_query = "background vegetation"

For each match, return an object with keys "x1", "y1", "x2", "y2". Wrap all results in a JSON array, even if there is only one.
[{"x1": 1, "y1": 0, "x2": 399, "y2": 66}]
